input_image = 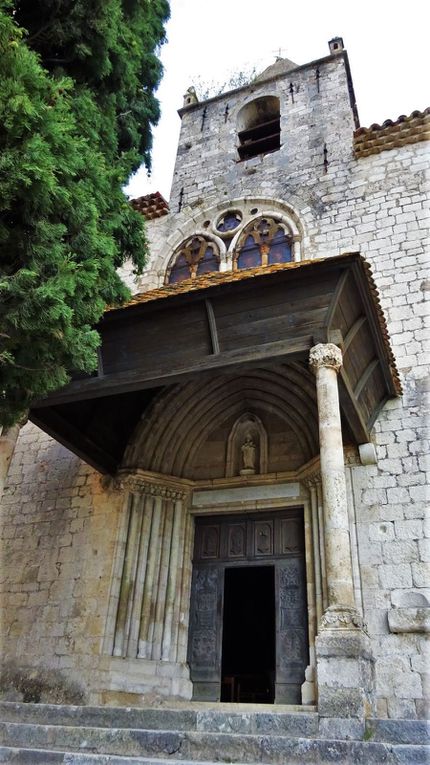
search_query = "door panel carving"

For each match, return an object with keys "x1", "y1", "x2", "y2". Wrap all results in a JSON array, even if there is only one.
[
  {"x1": 276, "y1": 558, "x2": 308, "y2": 699},
  {"x1": 280, "y1": 518, "x2": 301, "y2": 554},
  {"x1": 254, "y1": 520, "x2": 273, "y2": 556},
  {"x1": 200, "y1": 525, "x2": 220, "y2": 559},
  {"x1": 227, "y1": 523, "x2": 246, "y2": 558},
  {"x1": 188, "y1": 566, "x2": 224, "y2": 700}
]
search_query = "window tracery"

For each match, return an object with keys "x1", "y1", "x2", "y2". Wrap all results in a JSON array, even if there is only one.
[
  {"x1": 164, "y1": 208, "x2": 299, "y2": 284},
  {"x1": 234, "y1": 217, "x2": 292, "y2": 270},
  {"x1": 214, "y1": 210, "x2": 243, "y2": 250},
  {"x1": 216, "y1": 211, "x2": 242, "y2": 233},
  {"x1": 167, "y1": 236, "x2": 220, "y2": 284}
]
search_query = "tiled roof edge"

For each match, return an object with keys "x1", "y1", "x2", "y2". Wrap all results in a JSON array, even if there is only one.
[
  {"x1": 354, "y1": 108, "x2": 430, "y2": 158},
  {"x1": 359, "y1": 255, "x2": 402, "y2": 396},
  {"x1": 130, "y1": 191, "x2": 170, "y2": 220},
  {"x1": 107, "y1": 258, "x2": 334, "y2": 311}
]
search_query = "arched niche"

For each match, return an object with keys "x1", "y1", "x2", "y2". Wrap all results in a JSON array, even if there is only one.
[{"x1": 225, "y1": 412, "x2": 268, "y2": 477}]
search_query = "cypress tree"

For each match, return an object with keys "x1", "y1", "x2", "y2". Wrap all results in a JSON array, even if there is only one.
[{"x1": 0, "y1": 0, "x2": 169, "y2": 427}]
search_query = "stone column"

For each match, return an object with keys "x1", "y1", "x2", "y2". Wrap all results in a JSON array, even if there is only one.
[
  {"x1": 309, "y1": 343, "x2": 375, "y2": 720},
  {"x1": 309, "y1": 343, "x2": 355, "y2": 613},
  {"x1": 112, "y1": 492, "x2": 145, "y2": 657},
  {"x1": 292, "y1": 236, "x2": 301, "y2": 262},
  {"x1": 309, "y1": 478, "x2": 323, "y2": 628}
]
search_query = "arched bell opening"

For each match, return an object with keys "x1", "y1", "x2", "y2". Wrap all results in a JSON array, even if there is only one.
[{"x1": 236, "y1": 96, "x2": 281, "y2": 161}]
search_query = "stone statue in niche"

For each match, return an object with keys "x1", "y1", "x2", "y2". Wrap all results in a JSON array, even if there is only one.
[
  {"x1": 240, "y1": 433, "x2": 256, "y2": 475},
  {"x1": 225, "y1": 412, "x2": 267, "y2": 477}
]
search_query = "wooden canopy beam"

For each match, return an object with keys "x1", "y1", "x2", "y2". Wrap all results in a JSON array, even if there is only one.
[{"x1": 32, "y1": 337, "x2": 313, "y2": 408}]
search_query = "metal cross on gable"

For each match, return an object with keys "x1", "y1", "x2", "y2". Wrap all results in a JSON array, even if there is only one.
[{"x1": 271, "y1": 48, "x2": 287, "y2": 60}]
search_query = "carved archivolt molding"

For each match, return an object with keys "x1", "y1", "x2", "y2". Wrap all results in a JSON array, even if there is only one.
[{"x1": 124, "y1": 366, "x2": 320, "y2": 475}]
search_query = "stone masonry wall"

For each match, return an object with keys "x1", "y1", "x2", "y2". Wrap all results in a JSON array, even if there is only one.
[
  {"x1": 1, "y1": 50, "x2": 428, "y2": 716},
  {"x1": 0, "y1": 423, "x2": 120, "y2": 702}
]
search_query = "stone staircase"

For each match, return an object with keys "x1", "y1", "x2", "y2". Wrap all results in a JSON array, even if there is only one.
[{"x1": 0, "y1": 701, "x2": 428, "y2": 764}]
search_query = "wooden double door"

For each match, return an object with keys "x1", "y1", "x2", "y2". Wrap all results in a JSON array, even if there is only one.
[{"x1": 188, "y1": 508, "x2": 308, "y2": 703}]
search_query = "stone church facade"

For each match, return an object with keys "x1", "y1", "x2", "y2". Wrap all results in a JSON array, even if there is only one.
[{"x1": 1, "y1": 39, "x2": 429, "y2": 724}]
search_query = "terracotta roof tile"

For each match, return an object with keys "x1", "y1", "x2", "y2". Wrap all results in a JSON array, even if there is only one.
[
  {"x1": 354, "y1": 108, "x2": 430, "y2": 158},
  {"x1": 130, "y1": 191, "x2": 169, "y2": 220},
  {"x1": 359, "y1": 258, "x2": 402, "y2": 396},
  {"x1": 108, "y1": 261, "x2": 307, "y2": 310}
]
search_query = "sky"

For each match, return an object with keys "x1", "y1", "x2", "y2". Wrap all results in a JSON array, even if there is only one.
[{"x1": 126, "y1": 0, "x2": 428, "y2": 201}]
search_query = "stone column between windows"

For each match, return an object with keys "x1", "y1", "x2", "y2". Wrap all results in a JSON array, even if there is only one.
[{"x1": 309, "y1": 342, "x2": 376, "y2": 719}]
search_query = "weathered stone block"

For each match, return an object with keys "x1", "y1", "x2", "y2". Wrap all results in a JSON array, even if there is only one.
[
  {"x1": 316, "y1": 626, "x2": 375, "y2": 719},
  {"x1": 318, "y1": 716, "x2": 365, "y2": 740},
  {"x1": 388, "y1": 607, "x2": 430, "y2": 634},
  {"x1": 379, "y1": 564, "x2": 413, "y2": 589}
]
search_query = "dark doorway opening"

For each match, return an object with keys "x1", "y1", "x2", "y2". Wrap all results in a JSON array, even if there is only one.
[{"x1": 221, "y1": 566, "x2": 275, "y2": 703}]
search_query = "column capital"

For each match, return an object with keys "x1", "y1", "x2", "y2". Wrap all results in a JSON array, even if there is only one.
[
  {"x1": 320, "y1": 604, "x2": 366, "y2": 632},
  {"x1": 309, "y1": 343, "x2": 342, "y2": 374},
  {"x1": 104, "y1": 470, "x2": 189, "y2": 501}
]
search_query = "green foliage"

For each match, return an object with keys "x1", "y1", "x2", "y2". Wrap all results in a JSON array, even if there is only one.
[{"x1": 0, "y1": 0, "x2": 169, "y2": 426}]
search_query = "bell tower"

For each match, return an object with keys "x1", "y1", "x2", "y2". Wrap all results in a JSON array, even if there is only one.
[{"x1": 170, "y1": 40, "x2": 359, "y2": 216}]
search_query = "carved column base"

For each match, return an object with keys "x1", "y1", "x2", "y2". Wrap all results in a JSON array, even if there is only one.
[{"x1": 316, "y1": 606, "x2": 376, "y2": 719}]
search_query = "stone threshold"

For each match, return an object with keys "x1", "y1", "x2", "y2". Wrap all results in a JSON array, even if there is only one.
[{"x1": 108, "y1": 701, "x2": 316, "y2": 713}]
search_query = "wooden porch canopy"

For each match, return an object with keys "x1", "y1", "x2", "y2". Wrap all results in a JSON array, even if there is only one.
[{"x1": 30, "y1": 253, "x2": 400, "y2": 474}]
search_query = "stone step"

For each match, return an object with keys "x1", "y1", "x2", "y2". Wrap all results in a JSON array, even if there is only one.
[
  {"x1": 0, "y1": 723, "x2": 428, "y2": 765},
  {"x1": 0, "y1": 703, "x2": 318, "y2": 737},
  {"x1": 0, "y1": 703, "x2": 428, "y2": 745},
  {"x1": 366, "y1": 718, "x2": 430, "y2": 745},
  {"x1": 0, "y1": 748, "x2": 247, "y2": 764}
]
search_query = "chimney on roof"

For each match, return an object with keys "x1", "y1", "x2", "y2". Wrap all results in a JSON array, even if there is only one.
[
  {"x1": 183, "y1": 86, "x2": 198, "y2": 108},
  {"x1": 328, "y1": 37, "x2": 344, "y2": 55}
]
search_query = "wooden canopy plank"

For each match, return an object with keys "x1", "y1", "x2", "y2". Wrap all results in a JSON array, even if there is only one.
[
  {"x1": 30, "y1": 409, "x2": 117, "y2": 474},
  {"x1": 337, "y1": 370, "x2": 370, "y2": 444},
  {"x1": 343, "y1": 316, "x2": 367, "y2": 352},
  {"x1": 205, "y1": 299, "x2": 220, "y2": 355},
  {"x1": 33, "y1": 336, "x2": 314, "y2": 408},
  {"x1": 354, "y1": 358, "x2": 379, "y2": 399}
]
